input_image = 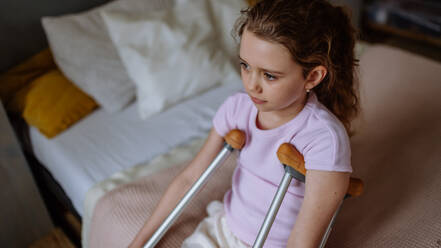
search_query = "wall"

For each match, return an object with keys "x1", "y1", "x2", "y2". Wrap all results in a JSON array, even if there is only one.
[{"x1": 0, "y1": 0, "x2": 111, "y2": 73}]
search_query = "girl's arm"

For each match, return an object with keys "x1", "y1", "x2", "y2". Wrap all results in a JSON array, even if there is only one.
[
  {"x1": 129, "y1": 128, "x2": 225, "y2": 248},
  {"x1": 287, "y1": 170, "x2": 350, "y2": 248}
]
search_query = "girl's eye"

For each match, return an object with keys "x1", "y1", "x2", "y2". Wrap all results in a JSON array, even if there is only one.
[
  {"x1": 264, "y1": 72, "x2": 277, "y2": 81},
  {"x1": 240, "y1": 62, "x2": 250, "y2": 71}
]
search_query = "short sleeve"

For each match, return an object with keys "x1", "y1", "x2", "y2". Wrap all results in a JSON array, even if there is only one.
[
  {"x1": 303, "y1": 127, "x2": 352, "y2": 173},
  {"x1": 212, "y1": 92, "x2": 246, "y2": 137}
]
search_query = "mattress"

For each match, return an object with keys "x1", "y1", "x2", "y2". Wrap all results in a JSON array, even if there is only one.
[{"x1": 30, "y1": 82, "x2": 242, "y2": 216}]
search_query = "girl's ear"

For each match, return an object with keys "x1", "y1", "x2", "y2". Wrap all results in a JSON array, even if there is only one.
[{"x1": 305, "y1": 65, "x2": 327, "y2": 91}]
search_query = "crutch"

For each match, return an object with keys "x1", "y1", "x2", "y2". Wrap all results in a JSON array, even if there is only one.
[
  {"x1": 143, "y1": 129, "x2": 246, "y2": 248},
  {"x1": 253, "y1": 143, "x2": 364, "y2": 248}
]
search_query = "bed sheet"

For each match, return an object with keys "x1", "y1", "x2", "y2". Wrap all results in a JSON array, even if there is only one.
[{"x1": 30, "y1": 82, "x2": 242, "y2": 216}]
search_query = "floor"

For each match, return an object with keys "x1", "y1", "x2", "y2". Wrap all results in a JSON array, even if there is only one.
[
  {"x1": 28, "y1": 210, "x2": 81, "y2": 248},
  {"x1": 29, "y1": 228, "x2": 75, "y2": 248}
]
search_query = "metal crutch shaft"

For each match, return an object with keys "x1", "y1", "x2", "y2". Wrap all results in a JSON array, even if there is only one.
[
  {"x1": 319, "y1": 199, "x2": 344, "y2": 248},
  {"x1": 253, "y1": 168, "x2": 293, "y2": 248},
  {"x1": 143, "y1": 129, "x2": 245, "y2": 248},
  {"x1": 253, "y1": 143, "x2": 306, "y2": 248},
  {"x1": 144, "y1": 145, "x2": 231, "y2": 248}
]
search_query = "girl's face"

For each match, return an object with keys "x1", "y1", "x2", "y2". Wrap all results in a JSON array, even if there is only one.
[{"x1": 239, "y1": 29, "x2": 311, "y2": 119}]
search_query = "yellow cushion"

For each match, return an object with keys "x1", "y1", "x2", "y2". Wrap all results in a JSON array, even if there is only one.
[
  {"x1": 247, "y1": 0, "x2": 258, "y2": 6},
  {"x1": 0, "y1": 49, "x2": 56, "y2": 105},
  {"x1": 22, "y1": 69, "x2": 98, "y2": 138}
]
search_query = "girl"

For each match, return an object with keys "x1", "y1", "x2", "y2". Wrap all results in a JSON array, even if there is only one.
[{"x1": 130, "y1": 0, "x2": 359, "y2": 247}]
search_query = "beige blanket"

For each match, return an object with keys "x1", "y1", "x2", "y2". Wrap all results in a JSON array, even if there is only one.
[{"x1": 89, "y1": 45, "x2": 441, "y2": 247}]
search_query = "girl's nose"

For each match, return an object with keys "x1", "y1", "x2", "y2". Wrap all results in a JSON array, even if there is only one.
[{"x1": 247, "y1": 72, "x2": 262, "y2": 93}]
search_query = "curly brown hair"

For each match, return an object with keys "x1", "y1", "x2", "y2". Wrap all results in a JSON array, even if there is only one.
[{"x1": 235, "y1": 0, "x2": 359, "y2": 135}]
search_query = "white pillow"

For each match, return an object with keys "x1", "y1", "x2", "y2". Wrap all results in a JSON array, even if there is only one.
[
  {"x1": 41, "y1": 0, "x2": 174, "y2": 113},
  {"x1": 101, "y1": 0, "x2": 244, "y2": 119}
]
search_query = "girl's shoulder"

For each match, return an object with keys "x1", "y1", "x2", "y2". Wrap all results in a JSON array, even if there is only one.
[
  {"x1": 225, "y1": 90, "x2": 251, "y2": 105},
  {"x1": 299, "y1": 95, "x2": 352, "y2": 172},
  {"x1": 300, "y1": 94, "x2": 350, "y2": 148},
  {"x1": 220, "y1": 90, "x2": 254, "y2": 114},
  {"x1": 213, "y1": 90, "x2": 254, "y2": 136},
  {"x1": 306, "y1": 94, "x2": 347, "y2": 136}
]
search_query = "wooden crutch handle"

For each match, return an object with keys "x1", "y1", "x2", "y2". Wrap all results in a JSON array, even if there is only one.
[
  {"x1": 225, "y1": 129, "x2": 246, "y2": 149},
  {"x1": 277, "y1": 143, "x2": 364, "y2": 197},
  {"x1": 277, "y1": 143, "x2": 307, "y2": 175},
  {"x1": 347, "y1": 177, "x2": 364, "y2": 197}
]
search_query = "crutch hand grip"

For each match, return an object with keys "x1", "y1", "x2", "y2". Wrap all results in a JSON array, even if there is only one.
[
  {"x1": 347, "y1": 178, "x2": 364, "y2": 197},
  {"x1": 277, "y1": 143, "x2": 306, "y2": 175},
  {"x1": 276, "y1": 143, "x2": 364, "y2": 197},
  {"x1": 225, "y1": 129, "x2": 246, "y2": 149}
]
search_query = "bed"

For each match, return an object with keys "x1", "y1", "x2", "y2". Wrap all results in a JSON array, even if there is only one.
[
  {"x1": 1, "y1": 0, "x2": 440, "y2": 247},
  {"x1": 1, "y1": 0, "x2": 246, "y2": 244}
]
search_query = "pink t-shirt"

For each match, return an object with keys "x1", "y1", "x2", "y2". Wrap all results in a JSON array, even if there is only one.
[{"x1": 213, "y1": 91, "x2": 352, "y2": 247}]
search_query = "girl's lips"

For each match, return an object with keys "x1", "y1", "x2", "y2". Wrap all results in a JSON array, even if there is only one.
[{"x1": 250, "y1": 96, "x2": 266, "y2": 104}]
